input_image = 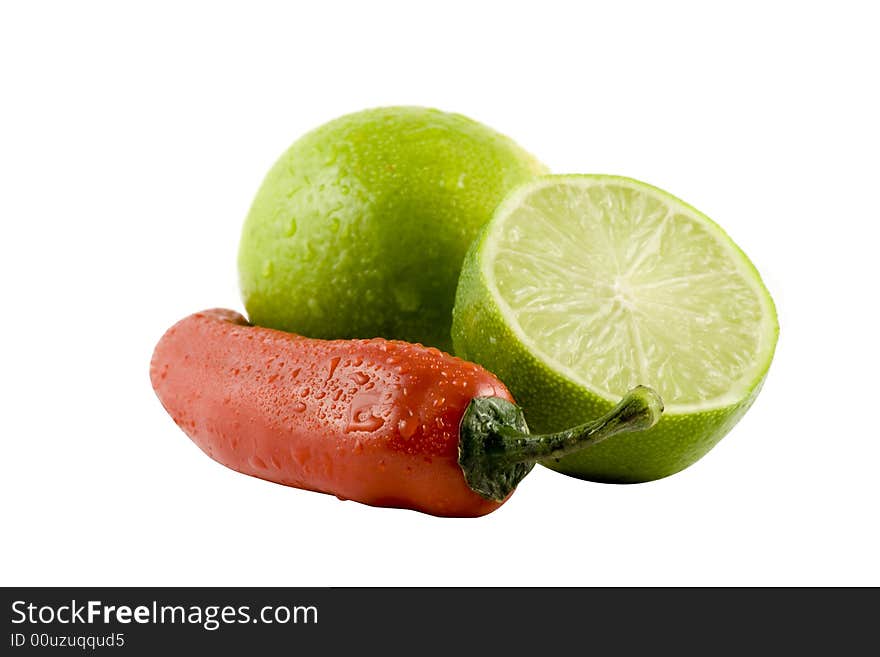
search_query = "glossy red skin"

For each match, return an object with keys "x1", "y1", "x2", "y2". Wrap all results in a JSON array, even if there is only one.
[{"x1": 150, "y1": 309, "x2": 513, "y2": 517}]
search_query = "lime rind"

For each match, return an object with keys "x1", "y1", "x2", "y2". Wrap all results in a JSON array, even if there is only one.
[{"x1": 480, "y1": 174, "x2": 778, "y2": 415}]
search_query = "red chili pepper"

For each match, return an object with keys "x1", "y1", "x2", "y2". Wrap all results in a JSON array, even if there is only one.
[{"x1": 150, "y1": 309, "x2": 662, "y2": 517}]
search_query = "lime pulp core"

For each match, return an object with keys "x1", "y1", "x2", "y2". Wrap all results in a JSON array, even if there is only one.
[{"x1": 483, "y1": 175, "x2": 777, "y2": 415}]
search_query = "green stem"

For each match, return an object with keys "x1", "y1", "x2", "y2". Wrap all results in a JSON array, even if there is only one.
[{"x1": 458, "y1": 386, "x2": 663, "y2": 501}]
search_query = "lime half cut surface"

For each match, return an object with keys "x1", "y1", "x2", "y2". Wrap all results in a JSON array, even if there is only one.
[{"x1": 452, "y1": 175, "x2": 778, "y2": 482}]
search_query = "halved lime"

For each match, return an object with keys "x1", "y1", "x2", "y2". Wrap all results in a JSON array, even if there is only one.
[{"x1": 452, "y1": 175, "x2": 778, "y2": 482}]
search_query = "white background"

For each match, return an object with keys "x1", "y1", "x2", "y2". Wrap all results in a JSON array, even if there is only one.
[{"x1": 2, "y1": 1, "x2": 878, "y2": 587}]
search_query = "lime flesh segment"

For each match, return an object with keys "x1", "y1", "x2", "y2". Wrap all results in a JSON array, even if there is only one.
[
  {"x1": 452, "y1": 174, "x2": 778, "y2": 482},
  {"x1": 489, "y1": 176, "x2": 776, "y2": 412}
]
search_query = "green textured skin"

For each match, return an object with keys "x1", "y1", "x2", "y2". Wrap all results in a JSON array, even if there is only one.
[
  {"x1": 238, "y1": 106, "x2": 547, "y2": 352},
  {"x1": 452, "y1": 183, "x2": 779, "y2": 483}
]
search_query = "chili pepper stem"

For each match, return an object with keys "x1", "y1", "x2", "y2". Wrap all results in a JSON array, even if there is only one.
[{"x1": 458, "y1": 386, "x2": 664, "y2": 501}]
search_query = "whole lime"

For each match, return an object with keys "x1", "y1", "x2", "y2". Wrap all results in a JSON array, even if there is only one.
[{"x1": 238, "y1": 106, "x2": 546, "y2": 351}]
